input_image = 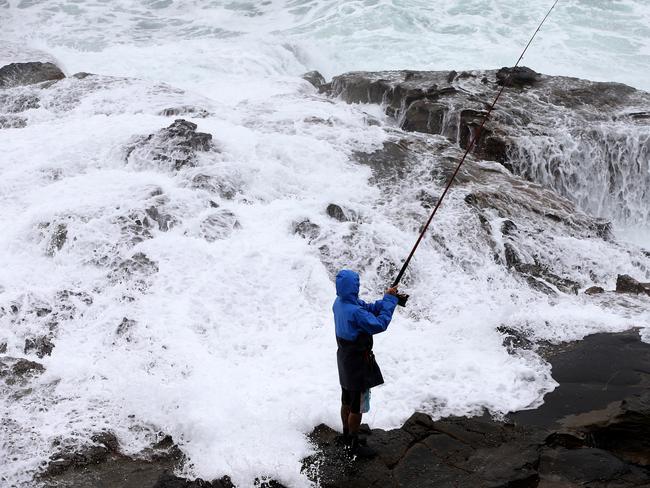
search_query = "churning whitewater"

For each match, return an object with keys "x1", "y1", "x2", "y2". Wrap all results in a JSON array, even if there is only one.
[{"x1": 1, "y1": 1, "x2": 650, "y2": 487}]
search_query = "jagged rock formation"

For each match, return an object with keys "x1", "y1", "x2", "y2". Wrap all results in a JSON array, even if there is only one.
[
  {"x1": 326, "y1": 68, "x2": 650, "y2": 227},
  {"x1": 126, "y1": 119, "x2": 214, "y2": 171}
]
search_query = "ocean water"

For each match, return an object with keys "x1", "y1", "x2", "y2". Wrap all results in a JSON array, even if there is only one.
[{"x1": 1, "y1": 1, "x2": 649, "y2": 487}]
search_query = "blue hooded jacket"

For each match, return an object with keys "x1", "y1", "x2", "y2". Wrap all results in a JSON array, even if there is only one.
[{"x1": 333, "y1": 269, "x2": 399, "y2": 341}]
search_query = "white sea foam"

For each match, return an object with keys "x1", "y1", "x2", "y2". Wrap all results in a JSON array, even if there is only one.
[{"x1": 1, "y1": 1, "x2": 650, "y2": 487}]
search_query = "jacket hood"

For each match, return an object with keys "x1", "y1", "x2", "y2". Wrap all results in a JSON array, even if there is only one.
[{"x1": 336, "y1": 269, "x2": 360, "y2": 301}]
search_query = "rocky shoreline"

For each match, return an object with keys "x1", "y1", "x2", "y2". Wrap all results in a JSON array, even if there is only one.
[
  {"x1": 32, "y1": 329, "x2": 650, "y2": 488},
  {"x1": 303, "y1": 329, "x2": 650, "y2": 488},
  {"x1": 2, "y1": 61, "x2": 649, "y2": 487}
]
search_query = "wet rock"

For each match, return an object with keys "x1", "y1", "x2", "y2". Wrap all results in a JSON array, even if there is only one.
[
  {"x1": 616, "y1": 274, "x2": 650, "y2": 296},
  {"x1": 24, "y1": 336, "x2": 54, "y2": 358},
  {"x1": 126, "y1": 119, "x2": 214, "y2": 171},
  {"x1": 401, "y1": 412, "x2": 436, "y2": 441},
  {"x1": 329, "y1": 69, "x2": 650, "y2": 230},
  {"x1": 72, "y1": 72, "x2": 95, "y2": 79},
  {"x1": 198, "y1": 209, "x2": 240, "y2": 242},
  {"x1": 292, "y1": 219, "x2": 320, "y2": 242},
  {"x1": 0, "y1": 92, "x2": 40, "y2": 112},
  {"x1": 115, "y1": 211, "x2": 154, "y2": 246},
  {"x1": 466, "y1": 440, "x2": 540, "y2": 487},
  {"x1": 191, "y1": 173, "x2": 238, "y2": 199},
  {"x1": 92, "y1": 431, "x2": 120, "y2": 453},
  {"x1": 391, "y1": 442, "x2": 466, "y2": 488},
  {"x1": 109, "y1": 252, "x2": 159, "y2": 284},
  {"x1": 254, "y1": 478, "x2": 288, "y2": 488},
  {"x1": 0, "y1": 114, "x2": 27, "y2": 128},
  {"x1": 326, "y1": 204, "x2": 348, "y2": 222},
  {"x1": 305, "y1": 414, "x2": 547, "y2": 488},
  {"x1": 497, "y1": 325, "x2": 534, "y2": 353},
  {"x1": 366, "y1": 429, "x2": 414, "y2": 468},
  {"x1": 0, "y1": 62, "x2": 65, "y2": 89},
  {"x1": 538, "y1": 447, "x2": 646, "y2": 486},
  {"x1": 56, "y1": 289, "x2": 93, "y2": 307},
  {"x1": 153, "y1": 473, "x2": 235, "y2": 488},
  {"x1": 458, "y1": 109, "x2": 509, "y2": 163},
  {"x1": 565, "y1": 392, "x2": 650, "y2": 466},
  {"x1": 159, "y1": 106, "x2": 209, "y2": 118},
  {"x1": 38, "y1": 432, "x2": 193, "y2": 487},
  {"x1": 550, "y1": 81, "x2": 637, "y2": 110},
  {"x1": 305, "y1": 332, "x2": 650, "y2": 488},
  {"x1": 585, "y1": 286, "x2": 605, "y2": 295},
  {"x1": 512, "y1": 330, "x2": 650, "y2": 428},
  {"x1": 116, "y1": 317, "x2": 136, "y2": 337},
  {"x1": 593, "y1": 219, "x2": 613, "y2": 240},
  {"x1": 353, "y1": 139, "x2": 413, "y2": 183},
  {"x1": 45, "y1": 223, "x2": 68, "y2": 255},
  {"x1": 46, "y1": 444, "x2": 112, "y2": 476},
  {"x1": 146, "y1": 206, "x2": 176, "y2": 232},
  {"x1": 330, "y1": 73, "x2": 393, "y2": 105},
  {"x1": 503, "y1": 242, "x2": 521, "y2": 268},
  {"x1": 500, "y1": 219, "x2": 517, "y2": 235},
  {"x1": 496, "y1": 66, "x2": 540, "y2": 87},
  {"x1": 515, "y1": 263, "x2": 580, "y2": 295},
  {"x1": 401, "y1": 100, "x2": 445, "y2": 134},
  {"x1": 302, "y1": 70, "x2": 326, "y2": 90},
  {"x1": 12, "y1": 358, "x2": 44, "y2": 376},
  {"x1": 415, "y1": 189, "x2": 438, "y2": 209}
]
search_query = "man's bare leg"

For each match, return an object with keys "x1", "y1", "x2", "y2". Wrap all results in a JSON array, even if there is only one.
[
  {"x1": 348, "y1": 412, "x2": 362, "y2": 436},
  {"x1": 341, "y1": 404, "x2": 351, "y2": 436}
]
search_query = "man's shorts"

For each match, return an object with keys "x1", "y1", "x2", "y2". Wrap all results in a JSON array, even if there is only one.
[{"x1": 341, "y1": 388, "x2": 370, "y2": 414}]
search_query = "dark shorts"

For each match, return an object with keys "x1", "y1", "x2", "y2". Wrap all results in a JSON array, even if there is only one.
[{"x1": 341, "y1": 387, "x2": 362, "y2": 414}]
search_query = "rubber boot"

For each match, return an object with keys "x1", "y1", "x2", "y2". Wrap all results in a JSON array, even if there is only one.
[
  {"x1": 335, "y1": 432, "x2": 350, "y2": 447},
  {"x1": 349, "y1": 434, "x2": 377, "y2": 459}
]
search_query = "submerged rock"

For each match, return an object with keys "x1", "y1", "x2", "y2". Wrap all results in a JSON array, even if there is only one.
[
  {"x1": 45, "y1": 223, "x2": 68, "y2": 256},
  {"x1": 0, "y1": 62, "x2": 65, "y2": 89},
  {"x1": 197, "y1": 209, "x2": 240, "y2": 242},
  {"x1": 159, "y1": 105, "x2": 210, "y2": 118},
  {"x1": 0, "y1": 92, "x2": 40, "y2": 112},
  {"x1": 126, "y1": 119, "x2": 214, "y2": 171},
  {"x1": 24, "y1": 336, "x2": 54, "y2": 358},
  {"x1": 301, "y1": 70, "x2": 326, "y2": 90},
  {"x1": 153, "y1": 473, "x2": 236, "y2": 488},
  {"x1": 292, "y1": 219, "x2": 320, "y2": 242},
  {"x1": 326, "y1": 203, "x2": 348, "y2": 222},
  {"x1": 0, "y1": 114, "x2": 27, "y2": 128},
  {"x1": 109, "y1": 252, "x2": 159, "y2": 287}
]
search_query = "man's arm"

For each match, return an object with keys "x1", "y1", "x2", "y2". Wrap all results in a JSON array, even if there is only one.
[
  {"x1": 358, "y1": 287, "x2": 399, "y2": 316},
  {"x1": 353, "y1": 293, "x2": 399, "y2": 335}
]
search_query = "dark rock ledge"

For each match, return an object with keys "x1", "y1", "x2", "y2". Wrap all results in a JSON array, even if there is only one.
[
  {"x1": 318, "y1": 67, "x2": 650, "y2": 167},
  {"x1": 303, "y1": 330, "x2": 650, "y2": 487},
  {"x1": 36, "y1": 331, "x2": 650, "y2": 487}
]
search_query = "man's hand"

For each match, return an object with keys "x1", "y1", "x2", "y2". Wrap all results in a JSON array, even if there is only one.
[{"x1": 386, "y1": 287, "x2": 399, "y2": 296}]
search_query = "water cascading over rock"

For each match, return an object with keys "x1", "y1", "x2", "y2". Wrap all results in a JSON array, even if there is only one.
[{"x1": 327, "y1": 68, "x2": 650, "y2": 230}]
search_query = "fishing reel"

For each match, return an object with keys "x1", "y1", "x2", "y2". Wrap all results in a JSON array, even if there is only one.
[{"x1": 396, "y1": 293, "x2": 409, "y2": 307}]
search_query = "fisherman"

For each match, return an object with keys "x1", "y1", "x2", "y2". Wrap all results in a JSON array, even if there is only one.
[{"x1": 333, "y1": 269, "x2": 399, "y2": 458}]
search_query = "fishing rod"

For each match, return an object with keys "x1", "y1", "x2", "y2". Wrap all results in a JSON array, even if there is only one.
[{"x1": 391, "y1": 0, "x2": 560, "y2": 302}]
